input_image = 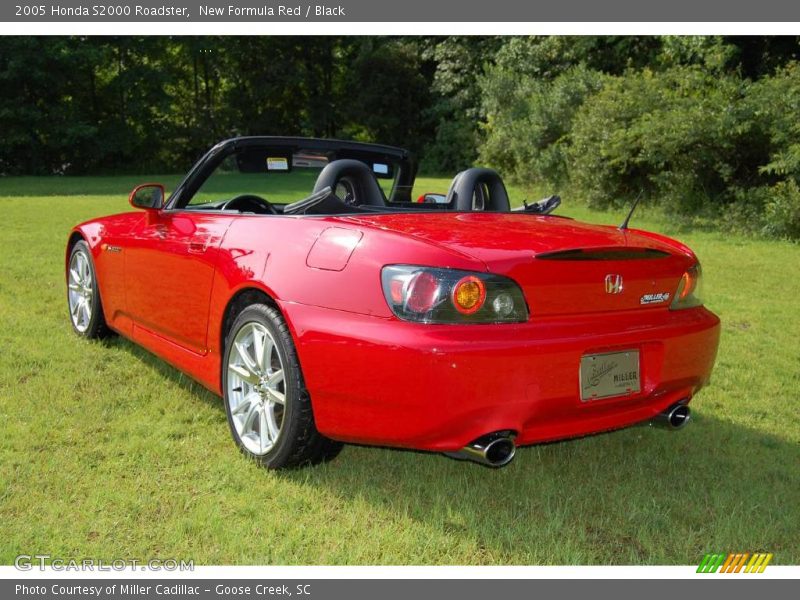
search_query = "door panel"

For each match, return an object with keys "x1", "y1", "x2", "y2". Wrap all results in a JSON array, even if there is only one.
[{"x1": 124, "y1": 211, "x2": 233, "y2": 354}]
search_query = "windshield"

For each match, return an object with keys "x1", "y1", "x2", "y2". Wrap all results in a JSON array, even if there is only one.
[{"x1": 187, "y1": 147, "x2": 402, "y2": 207}]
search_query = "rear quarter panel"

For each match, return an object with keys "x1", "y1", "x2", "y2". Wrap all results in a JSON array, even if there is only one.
[{"x1": 204, "y1": 215, "x2": 488, "y2": 383}]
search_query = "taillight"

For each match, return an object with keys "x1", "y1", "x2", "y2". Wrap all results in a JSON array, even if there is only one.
[
  {"x1": 670, "y1": 263, "x2": 704, "y2": 310},
  {"x1": 381, "y1": 265, "x2": 528, "y2": 324}
]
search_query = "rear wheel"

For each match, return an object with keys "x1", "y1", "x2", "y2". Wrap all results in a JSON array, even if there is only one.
[
  {"x1": 67, "y1": 241, "x2": 110, "y2": 339},
  {"x1": 222, "y1": 304, "x2": 343, "y2": 469}
]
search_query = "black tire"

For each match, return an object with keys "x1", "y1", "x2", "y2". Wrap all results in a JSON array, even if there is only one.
[
  {"x1": 67, "y1": 240, "x2": 111, "y2": 339},
  {"x1": 222, "y1": 303, "x2": 343, "y2": 469}
]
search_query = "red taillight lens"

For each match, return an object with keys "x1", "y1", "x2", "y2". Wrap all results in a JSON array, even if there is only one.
[
  {"x1": 451, "y1": 275, "x2": 486, "y2": 314},
  {"x1": 405, "y1": 271, "x2": 440, "y2": 313},
  {"x1": 389, "y1": 278, "x2": 404, "y2": 304}
]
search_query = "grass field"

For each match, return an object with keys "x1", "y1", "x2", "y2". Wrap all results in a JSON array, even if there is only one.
[{"x1": 0, "y1": 175, "x2": 798, "y2": 566}]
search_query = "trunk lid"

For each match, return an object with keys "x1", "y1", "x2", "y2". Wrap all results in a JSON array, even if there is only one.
[{"x1": 343, "y1": 212, "x2": 692, "y2": 316}]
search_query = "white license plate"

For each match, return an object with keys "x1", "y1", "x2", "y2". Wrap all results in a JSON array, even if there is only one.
[{"x1": 580, "y1": 350, "x2": 640, "y2": 401}]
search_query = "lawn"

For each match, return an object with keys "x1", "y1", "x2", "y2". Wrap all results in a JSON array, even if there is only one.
[{"x1": 0, "y1": 175, "x2": 798, "y2": 566}]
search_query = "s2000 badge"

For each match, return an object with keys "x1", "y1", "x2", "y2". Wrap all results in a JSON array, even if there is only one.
[{"x1": 640, "y1": 292, "x2": 671, "y2": 305}]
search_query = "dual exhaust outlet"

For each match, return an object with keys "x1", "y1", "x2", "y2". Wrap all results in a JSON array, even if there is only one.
[{"x1": 446, "y1": 402, "x2": 691, "y2": 468}]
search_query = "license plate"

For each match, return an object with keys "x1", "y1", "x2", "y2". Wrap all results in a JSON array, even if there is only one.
[{"x1": 580, "y1": 350, "x2": 640, "y2": 401}]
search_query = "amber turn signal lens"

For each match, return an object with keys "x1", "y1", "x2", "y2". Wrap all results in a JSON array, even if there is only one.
[
  {"x1": 679, "y1": 268, "x2": 697, "y2": 300},
  {"x1": 452, "y1": 275, "x2": 486, "y2": 314}
]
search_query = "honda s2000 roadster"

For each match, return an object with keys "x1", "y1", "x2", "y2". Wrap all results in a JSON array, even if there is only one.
[{"x1": 66, "y1": 137, "x2": 720, "y2": 468}]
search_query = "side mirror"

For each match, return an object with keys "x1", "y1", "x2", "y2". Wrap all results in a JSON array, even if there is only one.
[
  {"x1": 416, "y1": 193, "x2": 447, "y2": 204},
  {"x1": 129, "y1": 184, "x2": 165, "y2": 211}
]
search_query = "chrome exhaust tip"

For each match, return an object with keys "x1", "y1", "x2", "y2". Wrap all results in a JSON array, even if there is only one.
[
  {"x1": 445, "y1": 432, "x2": 516, "y2": 467},
  {"x1": 652, "y1": 402, "x2": 691, "y2": 430}
]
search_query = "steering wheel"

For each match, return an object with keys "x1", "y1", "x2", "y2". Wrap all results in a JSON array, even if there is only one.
[
  {"x1": 445, "y1": 168, "x2": 511, "y2": 212},
  {"x1": 221, "y1": 194, "x2": 277, "y2": 215}
]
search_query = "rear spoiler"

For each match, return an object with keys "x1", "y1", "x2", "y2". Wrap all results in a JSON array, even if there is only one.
[{"x1": 536, "y1": 247, "x2": 672, "y2": 261}]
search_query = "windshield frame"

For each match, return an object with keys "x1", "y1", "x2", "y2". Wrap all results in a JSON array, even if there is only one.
[{"x1": 165, "y1": 136, "x2": 417, "y2": 210}]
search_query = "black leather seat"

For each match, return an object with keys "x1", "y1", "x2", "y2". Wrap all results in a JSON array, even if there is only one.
[
  {"x1": 445, "y1": 168, "x2": 511, "y2": 212},
  {"x1": 312, "y1": 159, "x2": 386, "y2": 207}
]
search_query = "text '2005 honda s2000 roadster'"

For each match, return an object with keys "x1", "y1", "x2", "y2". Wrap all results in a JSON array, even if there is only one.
[{"x1": 66, "y1": 137, "x2": 720, "y2": 469}]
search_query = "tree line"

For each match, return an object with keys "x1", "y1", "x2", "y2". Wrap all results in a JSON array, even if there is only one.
[
  {"x1": 1, "y1": 36, "x2": 799, "y2": 238},
  {"x1": 0, "y1": 37, "x2": 448, "y2": 175}
]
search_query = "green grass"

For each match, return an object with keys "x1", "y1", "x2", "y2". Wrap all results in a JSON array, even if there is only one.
[{"x1": 0, "y1": 175, "x2": 798, "y2": 566}]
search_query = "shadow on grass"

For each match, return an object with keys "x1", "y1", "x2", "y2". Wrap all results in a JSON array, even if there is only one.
[
  {"x1": 106, "y1": 335, "x2": 224, "y2": 415},
  {"x1": 279, "y1": 415, "x2": 799, "y2": 564}
]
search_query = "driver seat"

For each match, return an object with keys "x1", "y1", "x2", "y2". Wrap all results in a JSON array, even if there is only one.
[{"x1": 312, "y1": 159, "x2": 386, "y2": 207}]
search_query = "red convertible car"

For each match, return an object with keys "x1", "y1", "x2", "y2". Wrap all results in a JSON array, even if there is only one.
[{"x1": 66, "y1": 137, "x2": 720, "y2": 468}]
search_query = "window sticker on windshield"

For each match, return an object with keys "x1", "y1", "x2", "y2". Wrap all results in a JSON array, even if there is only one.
[
  {"x1": 267, "y1": 157, "x2": 289, "y2": 171},
  {"x1": 373, "y1": 163, "x2": 389, "y2": 175}
]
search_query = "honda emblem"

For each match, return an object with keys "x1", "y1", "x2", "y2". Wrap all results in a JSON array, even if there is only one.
[{"x1": 605, "y1": 274, "x2": 624, "y2": 294}]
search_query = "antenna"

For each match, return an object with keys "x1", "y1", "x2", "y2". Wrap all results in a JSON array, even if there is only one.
[{"x1": 618, "y1": 190, "x2": 644, "y2": 231}]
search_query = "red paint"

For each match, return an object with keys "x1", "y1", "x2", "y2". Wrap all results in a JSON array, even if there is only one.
[{"x1": 69, "y1": 208, "x2": 720, "y2": 452}]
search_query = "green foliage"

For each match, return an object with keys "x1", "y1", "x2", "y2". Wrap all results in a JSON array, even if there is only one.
[
  {"x1": 567, "y1": 67, "x2": 767, "y2": 212},
  {"x1": 492, "y1": 36, "x2": 662, "y2": 79},
  {"x1": 763, "y1": 180, "x2": 800, "y2": 239},
  {"x1": 657, "y1": 36, "x2": 738, "y2": 72},
  {"x1": 339, "y1": 39, "x2": 431, "y2": 151},
  {"x1": 752, "y1": 63, "x2": 800, "y2": 181},
  {"x1": 481, "y1": 65, "x2": 605, "y2": 187},
  {"x1": 480, "y1": 36, "x2": 800, "y2": 239},
  {"x1": 419, "y1": 116, "x2": 480, "y2": 174},
  {"x1": 419, "y1": 37, "x2": 503, "y2": 173},
  {"x1": 0, "y1": 36, "x2": 438, "y2": 174}
]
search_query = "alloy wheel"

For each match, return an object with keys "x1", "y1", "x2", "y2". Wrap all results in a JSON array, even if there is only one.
[
  {"x1": 68, "y1": 250, "x2": 93, "y2": 333},
  {"x1": 226, "y1": 322, "x2": 286, "y2": 456}
]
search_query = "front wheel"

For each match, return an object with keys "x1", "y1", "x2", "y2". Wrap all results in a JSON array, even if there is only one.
[
  {"x1": 222, "y1": 304, "x2": 343, "y2": 469},
  {"x1": 67, "y1": 241, "x2": 110, "y2": 339}
]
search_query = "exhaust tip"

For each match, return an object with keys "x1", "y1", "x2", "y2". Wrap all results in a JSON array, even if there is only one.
[
  {"x1": 484, "y1": 437, "x2": 516, "y2": 467},
  {"x1": 668, "y1": 405, "x2": 691, "y2": 429},
  {"x1": 445, "y1": 431, "x2": 516, "y2": 468},
  {"x1": 651, "y1": 402, "x2": 692, "y2": 430}
]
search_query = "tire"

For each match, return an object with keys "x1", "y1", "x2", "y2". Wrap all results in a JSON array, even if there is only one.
[
  {"x1": 222, "y1": 303, "x2": 343, "y2": 469},
  {"x1": 67, "y1": 240, "x2": 111, "y2": 339}
]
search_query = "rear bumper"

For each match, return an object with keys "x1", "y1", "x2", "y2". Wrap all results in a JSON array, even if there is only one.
[{"x1": 281, "y1": 301, "x2": 721, "y2": 452}]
